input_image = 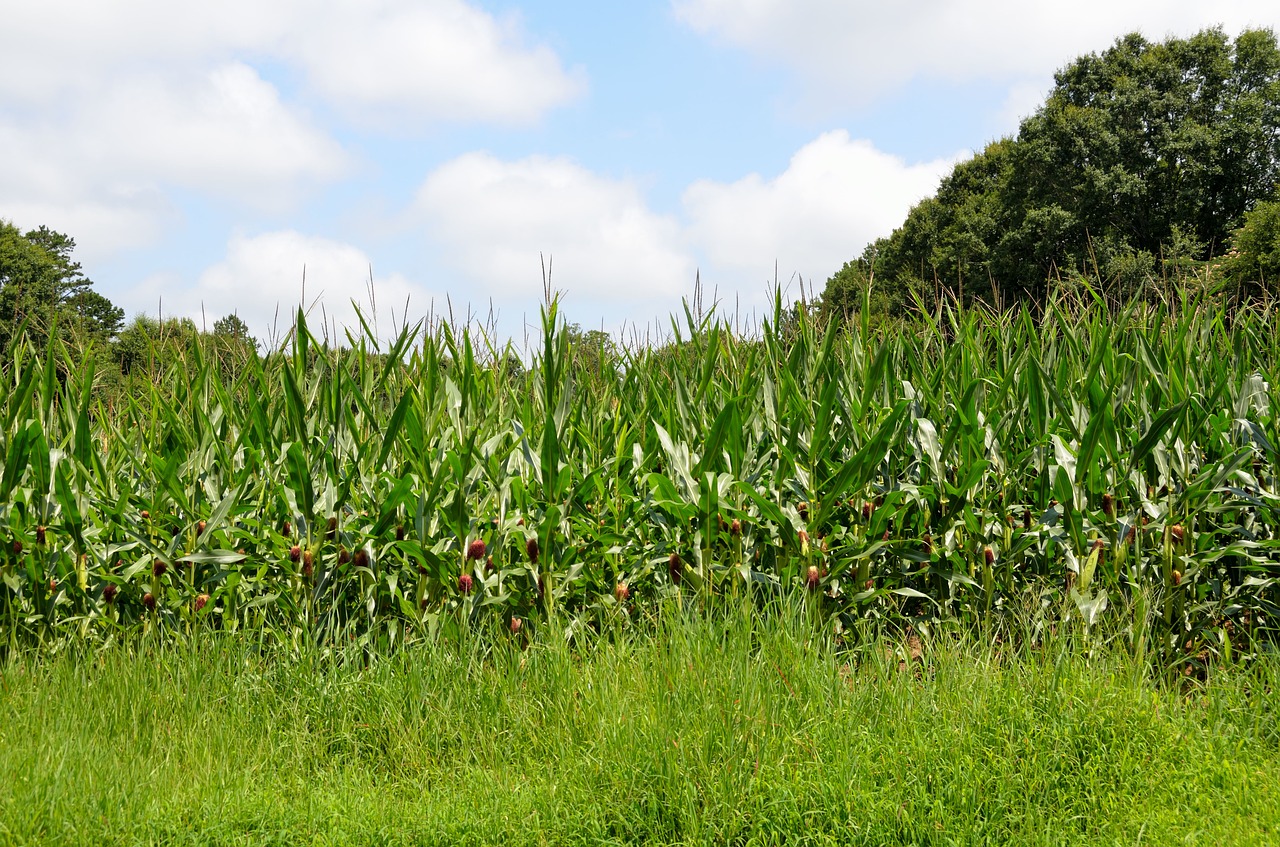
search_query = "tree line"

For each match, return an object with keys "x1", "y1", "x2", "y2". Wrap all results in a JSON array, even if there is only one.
[
  {"x1": 821, "y1": 26, "x2": 1280, "y2": 321},
  {"x1": 0, "y1": 221, "x2": 256, "y2": 400}
]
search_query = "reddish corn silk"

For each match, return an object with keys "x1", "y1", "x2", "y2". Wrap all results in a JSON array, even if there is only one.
[
  {"x1": 195, "y1": 594, "x2": 210, "y2": 613},
  {"x1": 338, "y1": 547, "x2": 351, "y2": 565},
  {"x1": 668, "y1": 552, "x2": 683, "y2": 585},
  {"x1": 615, "y1": 582, "x2": 629, "y2": 602},
  {"x1": 1169, "y1": 524, "x2": 1185, "y2": 544},
  {"x1": 526, "y1": 536, "x2": 540, "y2": 564},
  {"x1": 140, "y1": 510, "x2": 150, "y2": 521},
  {"x1": 353, "y1": 548, "x2": 369, "y2": 569},
  {"x1": 467, "y1": 538, "x2": 487, "y2": 561},
  {"x1": 36, "y1": 525, "x2": 46, "y2": 545},
  {"x1": 102, "y1": 583, "x2": 118, "y2": 603},
  {"x1": 11, "y1": 539, "x2": 21, "y2": 556},
  {"x1": 289, "y1": 545, "x2": 302, "y2": 563},
  {"x1": 143, "y1": 593, "x2": 156, "y2": 611},
  {"x1": 302, "y1": 550, "x2": 314, "y2": 578},
  {"x1": 458, "y1": 573, "x2": 474, "y2": 594},
  {"x1": 197, "y1": 520, "x2": 207, "y2": 536},
  {"x1": 806, "y1": 565, "x2": 821, "y2": 591},
  {"x1": 281, "y1": 520, "x2": 291, "y2": 538},
  {"x1": 153, "y1": 559, "x2": 168, "y2": 578},
  {"x1": 396, "y1": 525, "x2": 406, "y2": 542},
  {"x1": 510, "y1": 616, "x2": 522, "y2": 634},
  {"x1": 983, "y1": 545, "x2": 995, "y2": 566},
  {"x1": 730, "y1": 519, "x2": 742, "y2": 536}
]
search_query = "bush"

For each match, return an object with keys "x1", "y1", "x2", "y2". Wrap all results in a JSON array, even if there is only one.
[{"x1": 1223, "y1": 200, "x2": 1280, "y2": 294}]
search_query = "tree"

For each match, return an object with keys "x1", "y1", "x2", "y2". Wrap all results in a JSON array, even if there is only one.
[
  {"x1": 115, "y1": 315, "x2": 201, "y2": 376},
  {"x1": 836, "y1": 27, "x2": 1280, "y2": 314},
  {"x1": 211, "y1": 312, "x2": 256, "y2": 375},
  {"x1": 213, "y1": 313, "x2": 252, "y2": 342},
  {"x1": 0, "y1": 221, "x2": 123, "y2": 348},
  {"x1": 67, "y1": 290, "x2": 125, "y2": 340},
  {"x1": 565, "y1": 323, "x2": 617, "y2": 378},
  {"x1": 1222, "y1": 199, "x2": 1280, "y2": 294}
]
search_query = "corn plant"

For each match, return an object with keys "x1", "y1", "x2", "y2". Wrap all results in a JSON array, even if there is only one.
[{"x1": 1, "y1": 292, "x2": 1278, "y2": 672}]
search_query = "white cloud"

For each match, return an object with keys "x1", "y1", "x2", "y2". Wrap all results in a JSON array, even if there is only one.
[
  {"x1": 0, "y1": 0, "x2": 583, "y2": 126},
  {"x1": 411, "y1": 134, "x2": 955, "y2": 329},
  {"x1": 683, "y1": 131, "x2": 957, "y2": 288},
  {"x1": 134, "y1": 231, "x2": 431, "y2": 343},
  {"x1": 286, "y1": 1, "x2": 586, "y2": 128},
  {"x1": 672, "y1": 0, "x2": 1279, "y2": 106},
  {"x1": 0, "y1": 63, "x2": 349, "y2": 259},
  {"x1": 415, "y1": 152, "x2": 697, "y2": 310},
  {"x1": 77, "y1": 64, "x2": 349, "y2": 206},
  {"x1": 0, "y1": 1, "x2": 581, "y2": 260}
]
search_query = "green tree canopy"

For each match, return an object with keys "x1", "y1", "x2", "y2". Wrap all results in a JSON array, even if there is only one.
[
  {"x1": 0, "y1": 221, "x2": 123, "y2": 348},
  {"x1": 841, "y1": 27, "x2": 1280, "y2": 313}
]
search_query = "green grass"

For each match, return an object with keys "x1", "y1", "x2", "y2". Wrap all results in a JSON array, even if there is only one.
[{"x1": 2, "y1": 609, "x2": 1278, "y2": 846}]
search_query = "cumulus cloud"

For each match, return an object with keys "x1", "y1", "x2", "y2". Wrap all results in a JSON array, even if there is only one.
[
  {"x1": 672, "y1": 0, "x2": 1278, "y2": 106},
  {"x1": 683, "y1": 131, "x2": 957, "y2": 289},
  {"x1": 411, "y1": 134, "x2": 955, "y2": 328},
  {"x1": 135, "y1": 231, "x2": 431, "y2": 343},
  {"x1": 285, "y1": 1, "x2": 586, "y2": 128},
  {"x1": 75, "y1": 64, "x2": 347, "y2": 205},
  {"x1": 415, "y1": 152, "x2": 697, "y2": 310},
  {"x1": 0, "y1": 0, "x2": 583, "y2": 126},
  {"x1": 0, "y1": 0, "x2": 581, "y2": 259},
  {"x1": 0, "y1": 63, "x2": 349, "y2": 260}
]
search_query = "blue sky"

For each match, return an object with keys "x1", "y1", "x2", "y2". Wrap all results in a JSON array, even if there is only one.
[{"x1": 2, "y1": 1, "x2": 1276, "y2": 347}]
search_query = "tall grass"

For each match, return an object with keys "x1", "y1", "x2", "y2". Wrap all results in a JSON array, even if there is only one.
[
  {"x1": 1, "y1": 292, "x2": 1278, "y2": 671},
  {"x1": 1, "y1": 608, "x2": 1277, "y2": 845}
]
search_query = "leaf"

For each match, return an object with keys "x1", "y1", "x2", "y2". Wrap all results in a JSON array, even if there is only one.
[
  {"x1": 177, "y1": 551, "x2": 248, "y2": 565},
  {"x1": 1131, "y1": 401, "x2": 1187, "y2": 474},
  {"x1": 284, "y1": 441, "x2": 315, "y2": 519},
  {"x1": 374, "y1": 390, "x2": 413, "y2": 473}
]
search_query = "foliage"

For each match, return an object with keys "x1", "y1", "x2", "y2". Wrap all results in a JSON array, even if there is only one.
[
  {"x1": 0, "y1": 221, "x2": 123, "y2": 349},
  {"x1": 3, "y1": 623, "x2": 1279, "y2": 844},
  {"x1": 845, "y1": 27, "x2": 1280, "y2": 314},
  {"x1": 1, "y1": 294, "x2": 1279, "y2": 677},
  {"x1": 1223, "y1": 200, "x2": 1280, "y2": 294},
  {"x1": 564, "y1": 321, "x2": 617, "y2": 379},
  {"x1": 113, "y1": 314, "x2": 202, "y2": 377},
  {"x1": 819, "y1": 259, "x2": 908, "y2": 326}
]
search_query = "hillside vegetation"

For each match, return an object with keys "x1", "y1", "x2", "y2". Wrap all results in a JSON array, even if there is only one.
[{"x1": 822, "y1": 27, "x2": 1280, "y2": 320}]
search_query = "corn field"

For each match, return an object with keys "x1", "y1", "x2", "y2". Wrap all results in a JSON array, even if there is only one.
[{"x1": 2, "y1": 294, "x2": 1279, "y2": 668}]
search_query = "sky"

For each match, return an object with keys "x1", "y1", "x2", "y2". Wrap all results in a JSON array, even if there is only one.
[{"x1": 2, "y1": 1, "x2": 1277, "y2": 348}]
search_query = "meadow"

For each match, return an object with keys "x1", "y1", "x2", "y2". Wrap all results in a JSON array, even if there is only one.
[
  {"x1": 2, "y1": 291, "x2": 1280, "y2": 843},
  {"x1": 2, "y1": 613, "x2": 1278, "y2": 845}
]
